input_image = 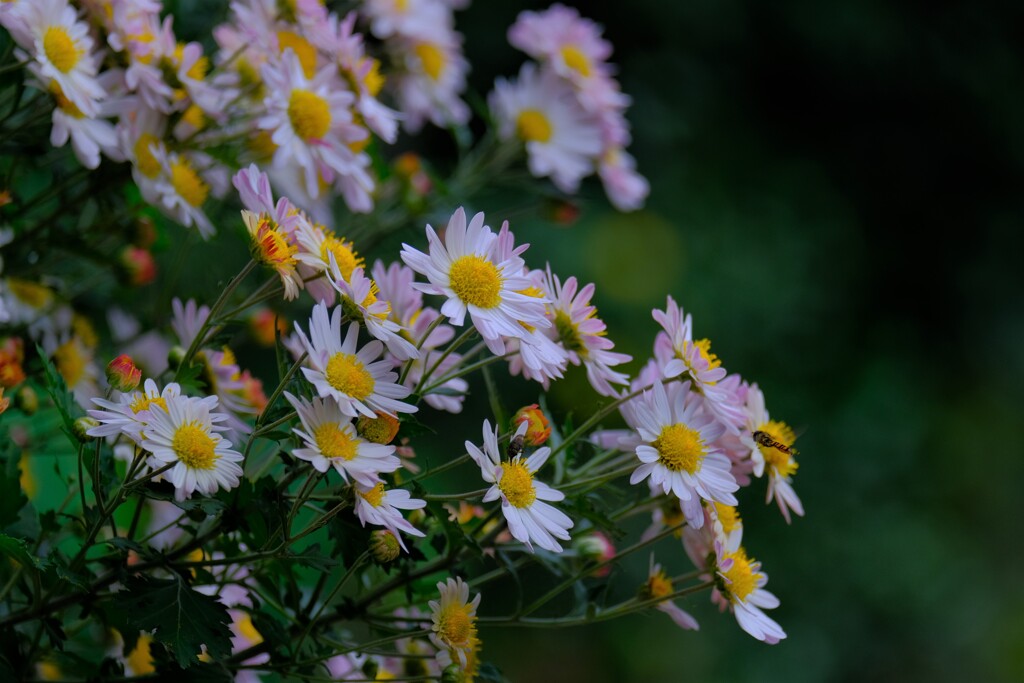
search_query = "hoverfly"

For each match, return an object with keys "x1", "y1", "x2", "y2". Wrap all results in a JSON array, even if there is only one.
[
  {"x1": 506, "y1": 434, "x2": 525, "y2": 459},
  {"x1": 752, "y1": 430, "x2": 799, "y2": 457}
]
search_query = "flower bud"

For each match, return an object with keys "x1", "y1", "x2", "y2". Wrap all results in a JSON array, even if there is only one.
[
  {"x1": 369, "y1": 530, "x2": 401, "y2": 564},
  {"x1": 441, "y1": 664, "x2": 466, "y2": 683},
  {"x1": 167, "y1": 345, "x2": 186, "y2": 370},
  {"x1": 118, "y1": 246, "x2": 157, "y2": 286},
  {"x1": 512, "y1": 404, "x2": 551, "y2": 447},
  {"x1": 14, "y1": 385, "x2": 38, "y2": 415},
  {"x1": 106, "y1": 355, "x2": 142, "y2": 392},
  {"x1": 73, "y1": 416, "x2": 99, "y2": 442},
  {"x1": 542, "y1": 198, "x2": 581, "y2": 227},
  {"x1": 356, "y1": 411, "x2": 400, "y2": 445},
  {"x1": 572, "y1": 532, "x2": 616, "y2": 577}
]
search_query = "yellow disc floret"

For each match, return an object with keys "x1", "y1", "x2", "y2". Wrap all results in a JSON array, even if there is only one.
[
  {"x1": 130, "y1": 394, "x2": 167, "y2": 414},
  {"x1": 277, "y1": 30, "x2": 317, "y2": 78},
  {"x1": 498, "y1": 461, "x2": 536, "y2": 508},
  {"x1": 436, "y1": 603, "x2": 474, "y2": 648},
  {"x1": 560, "y1": 44, "x2": 592, "y2": 77},
  {"x1": 133, "y1": 133, "x2": 162, "y2": 178},
  {"x1": 721, "y1": 548, "x2": 759, "y2": 603},
  {"x1": 53, "y1": 340, "x2": 86, "y2": 388},
  {"x1": 756, "y1": 420, "x2": 798, "y2": 477},
  {"x1": 288, "y1": 89, "x2": 331, "y2": 141},
  {"x1": 360, "y1": 482, "x2": 385, "y2": 507},
  {"x1": 313, "y1": 422, "x2": 358, "y2": 461},
  {"x1": 653, "y1": 423, "x2": 705, "y2": 474},
  {"x1": 319, "y1": 233, "x2": 363, "y2": 279},
  {"x1": 516, "y1": 109, "x2": 553, "y2": 143},
  {"x1": 172, "y1": 423, "x2": 218, "y2": 470},
  {"x1": 325, "y1": 353, "x2": 375, "y2": 399},
  {"x1": 714, "y1": 502, "x2": 742, "y2": 534},
  {"x1": 448, "y1": 255, "x2": 502, "y2": 309},
  {"x1": 414, "y1": 43, "x2": 444, "y2": 81},
  {"x1": 644, "y1": 568, "x2": 674, "y2": 600},
  {"x1": 44, "y1": 27, "x2": 82, "y2": 73},
  {"x1": 170, "y1": 158, "x2": 209, "y2": 207}
]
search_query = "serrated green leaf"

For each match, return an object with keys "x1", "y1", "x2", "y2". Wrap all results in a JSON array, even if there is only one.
[{"x1": 109, "y1": 575, "x2": 233, "y2": 668}]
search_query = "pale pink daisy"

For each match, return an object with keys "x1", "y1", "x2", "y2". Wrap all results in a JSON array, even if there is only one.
[
  {"x1": 327, "y1": 262, "x2": 419, "y2": 361},
  {"x1": 599, "y1": 146, "x2": 649, "y2": 212},
  {"x1": 645, "y1": 558, "x2": 699, "y2": 631},
  {"x1": 353, "y1": 481, "x2": 426, "y2": 552},
  {"x1": 285, "y1": 392, "x2": 399, "y2": 485},
  {"x1": 743, "y1": 384, "x2": 804, "y2": 523},
  {"x1": 293, "y1": 303, "x2": 416, "y2": 418},
  {"x1": 393, "y1": 29, "x2": 470, "y2": 132},
  {"x1": 467, "y1": 420, "x2": 573, "y2": 554},
  {"x1": 714, "y1": 542, "x2": 786, "y2": 644}
]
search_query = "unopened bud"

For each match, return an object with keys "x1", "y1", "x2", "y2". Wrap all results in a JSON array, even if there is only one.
[
  {"x1": 118, "y1": 246, "x2": 157, "y2": 286},
  {"x1": 572, "y1": 532, "x2": 616, "y2": 577},
  {"x1": 14, "y1": 385, "x2": 38, "y2": 415},
  {"x1": 441, "y1": 664, "x2": 466, "y2": 683},
  {"x1": 543, "y1": 198, "x2": 581, "y2": 227},
  {"x1": 73, "y1": 416, "x2": 99, "y2": 442},
  {"x1": 369, "y1": 530, "x2": 401, "y2": 564},
  {"x1": 512, "y1": 404, "x2": 551, "y2": 447},
  {"x1": 167, "y1": 346, "x2": 186, "y2": 370},
  {"x1": 356, "y1": 411, "x2": 400, "y2": 445},
  {"x1": 106, "y1": 354, "x2": 142, "y2": 392}
]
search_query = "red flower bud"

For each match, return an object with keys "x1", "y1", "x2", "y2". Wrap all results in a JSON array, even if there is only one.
[{"x1": 106, "y1": 354, "x2": 142, "y2": 392}]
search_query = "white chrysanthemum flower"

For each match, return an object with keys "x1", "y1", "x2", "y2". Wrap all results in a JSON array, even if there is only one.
[
  {"x1": 327, "y1": 262, "x2": 419, "y2": 361},
  {"x1": 599, "y1": 146, "x2": 649, "y2": 212},
  {"x1": 467, "y1": 420, "x2": 573, "y2": 554},
  {"x1": 141, "y1": 394, "x2": 244, "y2": 500},
  {"x1": 87, "y1": 378, "x2": 184, "y2": 444},
  {"x1": 353, "y1": 481, "x2": 426, "y2": 551},
  {"x1": 284, "y1": 392, "x2": 399, "y2": 485},
  {"x1": 652, "y1": 295, "x2": 747, "y2": 431},
  {"x1": 629, "y1": 381, "x2": 738, "y2": 528},
  {"x1": 150, "y1": 147, "x2": 216, "y2": 238},
  {"x1": 714, "y1": 542, "x2": 786, "y2": 644},
  {"x1": 428, "y1": 577, "x2": 480, "y2": 669},
  {"x1": 490, "y1": 63, "x2": 602, "y2": 193},
  {"x1": 258, "y1": 50, "x2": 370, "y2": 202},
  {"x1": 542, "y1": 266, "x2": 631, "y2": 396},
  {"x1": 362, "y1": 0, "x2": 447, "y2": 40},
  {"x1": 294, "y1": 303, "x2": 416, "y2": 418},
  {"x1": 743, "y1": 384, "x2": 804, "y2": 523},
  {"x1": 170, "y1": 297, "x2": 209, "y2": 350},
  {"x1": 13, "y1": 0, "x2": 105, "y2": 117},
  {"x1": 400, "y1": 208, "x2": 549, "y2": 348},
  {"x1": 645, "y1": 558, "x2": 699, "y2": 631},
  {"x1": 393, "y1": 31, "x2": 470, "y2": 133}
]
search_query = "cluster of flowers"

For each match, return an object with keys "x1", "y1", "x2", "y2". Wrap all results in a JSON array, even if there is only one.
[{"x1": 0, "y1": 0, "x2": 646, "y2": 243}]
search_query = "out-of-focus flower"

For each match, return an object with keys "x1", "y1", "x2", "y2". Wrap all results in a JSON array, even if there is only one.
[{"x1": 118, "y1": 246, "x2": 157, "y2": 286}]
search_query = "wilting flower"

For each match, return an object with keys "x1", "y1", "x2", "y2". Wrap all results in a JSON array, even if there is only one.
[{"x1": 429, "y1": 577, "x2": 480, "y2": 668}]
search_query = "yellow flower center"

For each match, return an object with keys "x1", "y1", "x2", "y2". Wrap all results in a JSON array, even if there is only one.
[
  {"x1": 133, "y1": 133, "x2": 162, "y2": 178},
  {"x1": 313, "y1": 422, "x2": 358, "y2": 460},
  {"x1": 248, "y1": 130, "x2": 278, "y2": 160},
  {"x1": 277, "y1": 30, "x2": 317, "y2": 78},
  {"x1": 234, "y1": 613, "x2": 263, "y2": 645},
  {"x1": 320, "y1": 234, "x2": 363, "y2": 278},
  {"x1": 49, "y1": 82, "x2": 84, "y2": 117},
  {"x1": 684, "y1": 338, "x2": 721, "y2": 381},
  {"x1": 554, "y1": 309, "x2": 588, "y2": 357},
  {"x1": 516, "y1": 109, "x2": 553, "y2": 143},
  {"x1": 437, "y1": 603, "x2": 473, "y2": 647},
  {"x1": 498, "y1": 461, "x2": 536, "y2": 508},
  {"x1": 756, "y1": 420, "x2": 798, "y2": 477},
  {"x1": 181, "y1": 103, "x2": 205, "y2": 131},
  {"x1": 325, "y1": 353, "x2": 375, "y2": 399},
  {"x1": 72, "y1": 314, "x2": 98, "y2": 349},
  {"x1": 448, "y1": 255, "x2": 502, "y2": 309},
  {"x1": 171, "y1": 423, "x2": 218, "y2": 470},
  {"x1": 288, "y1": 89, "x2": 331, "y2": 141},
  {"x1": 130, "y1": 394, "x2": 167, "y2": 414},
  {"x1": 722, "y1": 549, "x2": 759, "y2": 602},
  {"x1": 714, "y1": 502, "x2": 742, "y2": 534},
  {"x1": 560, "y1": 45, "x2": 592, "y2": 77},
  {"x1": 414, "y1": 43, "x2": 444, "y2": 81},
  {"x1": 54, "y1": 340, "x2": 86, "y2": 388},
  {"x1": 248, "y1": 213, "x2": 297, "y2": 267},
  {"x1": 360, "y1": 482, "x2": 385, "y2": 507},
  {"x1": 44, "y1": 26, "x2": 82, "y2": 73},
  {"x1": 125, "y1": 634, "x2": 155, "y2": 675},
  {"x1": 362, "y1": 58, "x2": 385, "y2": 96},
  {"x1": 8, "y1": 278, "x2": 53, "y2": 308},
  {"x1": 646, "y1": 569, "x2": 673, "y2": 599},
  {"x1": 653, "y1": 423, "x2": 704, "y2": 474},
  {"x1": 170, "y1": 158, "x2": 209, "y2": 207},
  {"x1": 172, "y1": 43, "x2": 209, "y2": 81}
]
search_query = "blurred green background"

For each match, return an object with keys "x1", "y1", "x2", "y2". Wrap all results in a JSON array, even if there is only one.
[{"x1": 448, "y1": 1, "x2": 1024, "y2": 681}]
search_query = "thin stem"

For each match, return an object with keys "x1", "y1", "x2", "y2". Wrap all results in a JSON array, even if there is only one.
[{"x1": 295, "y1": 551, "x2": 369, "y2": 654}]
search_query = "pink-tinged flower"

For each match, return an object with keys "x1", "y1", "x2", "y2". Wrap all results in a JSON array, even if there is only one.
[
  {"x1": 400, "y1": 208, "x2": 549, "y2": 349},
  {"x1": 353, "y1": 481, "x2": 426, "y2": 551},
  {"x1": 170, "y1": 297, "x2": 209, "y2": 350},
  {"x1": 541, "y1": 266, "x2": 631, "y2": 396},
  {"x1": 293, "y1": 303, "x2": 416, "y2": 418},
  {"x1": 150, "y1": 147, "x2": 218, "y2": 238},
  {"x1": 652, "y1": 296, "x2": 747, "y2": 432},
  {"x1": 645, "y1": 558, "x2": 699, "y2": 631},
  {"x1": 743, "y1": 384, "x2": 804, "y2": 523},
  {"x1": 258, "y1": 50, "x2": 372, "y2": 206},
  {"x1": 106, "y1": 354, "x2": 142, "y2": 392},
  {"x1": 599, "y1": 146, "x2": 649, "y2": 212},
  {"x1": 572, "y1": 531, "x2": 615, "y2": 577},
  {"x1": 490, "y1": 63, "x2": 602, "y2": 193},
  {"x1": 362, "y1": 0, "x2": 448, "y2": 40},
  {"x1": 714, "y1": 542, "x2": 786, "y2": 644},
  {"x1": 118, "y1": 246, "x2": 157, "y2": 286},
  {"x1": 327, "y1": 263, "x2": 419, "y2": 361},
  {"x1": 629, "y1": 380, "x2": 738, "y2": 528},
  {"x1": 390, "y1": 26, "x2": 470, "y2": 132},
  {"x1": 467, "y1": 420, "x2": 574, "y2": 554}
]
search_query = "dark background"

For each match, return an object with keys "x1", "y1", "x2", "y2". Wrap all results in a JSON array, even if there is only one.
[{"x1": 446, "y1": 0, "x2": 1024, "y2": 681}]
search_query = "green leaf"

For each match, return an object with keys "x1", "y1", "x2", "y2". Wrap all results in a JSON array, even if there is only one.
[
  {"x1": 0, "y1": 462, "x2": 28, "y2": 529},
  {"x1": 35, "y1": 344, "x2": 79, "y2": 444},
  {"x1": 109, "y1": 575, "x2": 233, "y2": 668},
  {"x1": 0, "y1": 534, "x2": 36, "y2": 570}
]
